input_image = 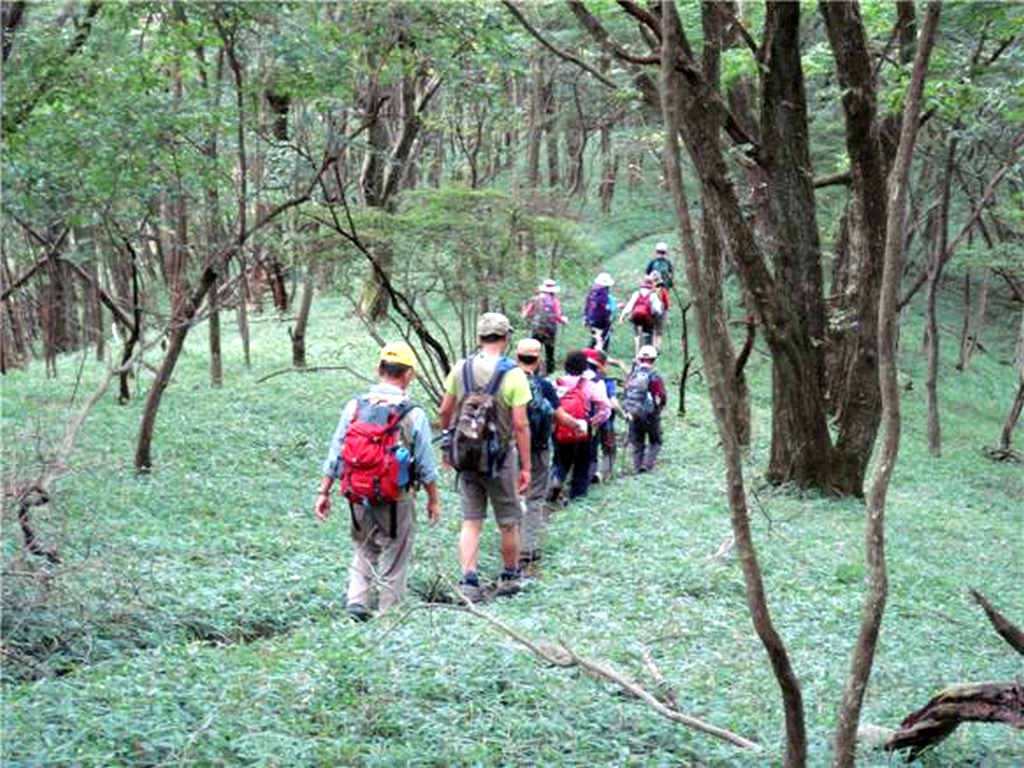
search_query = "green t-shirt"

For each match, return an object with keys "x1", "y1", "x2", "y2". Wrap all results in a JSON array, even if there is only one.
[{"x1": 445, "y1": 353, "x2": 531, "y2": 442}]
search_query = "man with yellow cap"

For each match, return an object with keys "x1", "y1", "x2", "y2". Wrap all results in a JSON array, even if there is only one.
[{"x1": 315, "y1": 342, "x2": 441, "y2": 621}]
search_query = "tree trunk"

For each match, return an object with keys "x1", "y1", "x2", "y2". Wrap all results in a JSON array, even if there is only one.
[
  {"x1": 759, "y1": 2, "x2": 836, "y2": 491},
  {"x1": 526, "y1": 57, "x2": 545, "y2": 190},
  {"x1": 700, "y1": 4, "x2": 749, "y2": 450},
  {"x1": 819, "y1": 0, "x2": 897, "y2": 495},
  {"x1": 225, "y1": 31, "x2": 252, "y2": 369},
  {"x1": 545, "y1": 100, "x2": 560, "y2": 187},
  {"x1": 598, "y1": 122, "x2": 618, "y2": 214},
  {"x1": 924, "y1": 137, "x2": 957, "y2": 457},
  {"x1": 831, "y1": 7, "x2": 940, "y2": 766},
  {"x1": 291, "y1": 262, "x2": 314, "y2": 369},
  {"x1": 956, "y1": 268, "x2": 972, "y2": 370},
  {"x1": 662, "y1": 7, "x2": 807, "y2": 767},
  {"x1": 959, "y1": 268, "x2": 989, "y2": 370},
  {"x1": 998, "y1": 309, "x2": 1024, "y2": 452}
]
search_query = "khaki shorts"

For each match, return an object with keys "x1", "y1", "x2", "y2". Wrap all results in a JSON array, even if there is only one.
[{"x1": 458, "y1": 450, "x2": 522, "y2": 527}]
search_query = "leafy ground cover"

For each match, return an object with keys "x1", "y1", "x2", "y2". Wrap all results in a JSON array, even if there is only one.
[{"x1": 2, "y1": 233, "x2": 1022, "y2": 766}]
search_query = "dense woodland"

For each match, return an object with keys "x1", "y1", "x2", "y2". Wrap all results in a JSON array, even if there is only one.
[{"x1": 2, "y1": 1, "x2": 1022, "y2": 766}]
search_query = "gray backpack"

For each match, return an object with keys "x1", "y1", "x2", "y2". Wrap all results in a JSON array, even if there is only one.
[
  {"x1": 624, "y1": 368, "x2": 656, "y2": 419},
  {"x1": 449, "y1": 358, "x2": 513, "y2": 475}
]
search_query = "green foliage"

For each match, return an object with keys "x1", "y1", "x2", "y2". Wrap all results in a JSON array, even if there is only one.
[{"x1": 3, "y1": 234, "x2": 1023, "y2": 763}]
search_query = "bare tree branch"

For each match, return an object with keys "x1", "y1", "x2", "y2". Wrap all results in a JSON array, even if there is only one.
[
  {"x1": 501, "y1": 1, "x2": 619, "y2": 89},
  {"x1": 970, "y1": 588, "x2": 1024, "y2": 655}
]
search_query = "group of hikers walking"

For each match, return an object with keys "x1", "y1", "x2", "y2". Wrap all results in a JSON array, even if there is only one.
[{"x1": 315, "y1": 245, "x2": 675, "y2": 618}]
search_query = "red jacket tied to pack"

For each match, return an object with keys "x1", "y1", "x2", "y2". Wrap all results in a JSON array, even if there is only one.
[{"x1": 340, "y1": 399, "x2": 414, "y2": 507}]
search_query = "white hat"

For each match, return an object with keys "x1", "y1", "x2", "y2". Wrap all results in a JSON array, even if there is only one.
[
  {"x1": 539, "y1": 279, "x2": 561, "y2": 294},
  {"x1": 638, "y1": 345, "x2": 658, "y2": 360},
  {"x1": 594, "y1": 272, "x2": 615, "y2": 287},
  {"x1": 655, "y1": 242, "x2": 669, "y2": 253}
]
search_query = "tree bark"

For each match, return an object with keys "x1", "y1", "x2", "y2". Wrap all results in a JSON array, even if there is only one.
[
  {"x1": 924, "y1": 137, "x2": 957, "y2": 457},
  {"x1": 884, "y1": 682, "x2": 1024, "y2": 760},
  {"x1": 998, "y1": 309, "x2": 1024, "y2": 453},
  {"x1": 661, "y1": 6, "x2": 807, "y2": 767},
  {"x1": 831, "y1": 6, "x2": 940, "y2": 766},
  {"x1": 291, "y1": 261, "x2": 314, "y2": 369},
  {"x1": 820, "y1": 0, "x2": 895, "y2": 494},
  {"x1": 959, "y1": 268, "x2": 989, "y2": 370},
  {"x1": 758, "y1": 2, "x2": 837, "y2": 491}
]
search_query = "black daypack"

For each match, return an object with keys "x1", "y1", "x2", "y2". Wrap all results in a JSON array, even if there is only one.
[
  {"x1": 449, "y1": 357, "x2": 514, "y2": 475},
  {"x1": 526, "y1": 374, "x2": 555, "y2": 448}
]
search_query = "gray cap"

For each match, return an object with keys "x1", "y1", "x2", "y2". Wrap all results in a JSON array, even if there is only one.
[{"x1": 477, "y1": 312, "x2": 512, "y2": 338}]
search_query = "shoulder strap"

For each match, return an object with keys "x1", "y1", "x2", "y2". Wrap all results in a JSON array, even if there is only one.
[
  {"x1": 485, "y1": 357, "x2": 513, "y2": 396},
  {"x1": 460, "y1": 357, "x2": 476, "y2": 397},
  {"x1": 385, "y1": 400, "x2": 417, "y2": 432}
]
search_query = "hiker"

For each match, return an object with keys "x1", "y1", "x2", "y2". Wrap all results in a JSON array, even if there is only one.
[
  {"x1": 549, "y1": 350, "x2": 611, "y2": 503},
  {"x1": 438, "y1": 313, "x2": 532, "y2": 602},
  {"x1": 516, "y1": 338, "x2": 587, "y2": 570},
  {"x1": 583, "y1": 273, "x2": 617, "y2": 353},
  {"x1": 619, "y1": 275, "x2": 664, "y2": 357},
  {"x1": 315, "y1": 342, "x2": 441, "y2": 621},
  {"x1": 521, "y1": 279, "x2": 568, "y2": 374},
  {"x1": 646, "y1": 243, "x2": 676, "y2": 291},
  {"x1": 624, "y1": 345, "x2": 667, "y2": 474},
  {"x1": 649, "y1": 270, "x2": 671, "y2": 351},
  {"x1": 582, "y1": 348, "x2": 624, "y2": 484}
]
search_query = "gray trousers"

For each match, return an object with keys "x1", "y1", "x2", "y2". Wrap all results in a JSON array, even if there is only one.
[
  {"x1": 520, "y1": 447, "x2": 550, "y2": 557},
  {"x1": 346, "y1": 496, "x2": 416, "y2": 612},
  {"x1": 629, "y1": 415, "x2": 663, "y2": 472}
]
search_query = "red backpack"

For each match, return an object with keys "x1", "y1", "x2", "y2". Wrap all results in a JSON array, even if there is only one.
[
  {"x1": 631, "y1": 291, "x2": 655, "y2": 330},
  {"x1": 340, "y1": 398, "x2": 415, "y2": 508},
  {"x1": 553, "y1": 379, "x2": 590, "y2": 444}
]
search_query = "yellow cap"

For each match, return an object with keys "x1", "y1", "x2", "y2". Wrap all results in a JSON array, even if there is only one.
[{"x1": 380, "y1": 342, "x2": 417, "y2": 369}]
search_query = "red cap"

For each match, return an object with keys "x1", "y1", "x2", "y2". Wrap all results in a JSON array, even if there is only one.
[{"x1": 582, "y1": 348, "x2": 607, "y2": 367}]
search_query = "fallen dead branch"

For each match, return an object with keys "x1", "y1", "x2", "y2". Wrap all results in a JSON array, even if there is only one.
[
  {"x1": 884, "y1": 681, "x2": 1024, "y2": 760},
  {"x1": 255, "y1": 365, "x2": 375, "y2": 385},
  {"x1": 447, "y1": 584, "x2": 760, "y2": 751},
  {"x1": 969, "y1": 588, "x2": 1024, "y2": 655}
]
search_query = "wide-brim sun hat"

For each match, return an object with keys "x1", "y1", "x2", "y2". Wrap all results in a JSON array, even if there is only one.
[
  {"x1": 594, "y1": 272, "x2": 615, "y2": 287},
  {"x1": 638, "y1": 345, "x2": 658, "y2": 360},
  {"x1": 380, "y1": 341, "x2": 417, "y2": 369},
  {"x1": 539, "y1": 279, "x2": 561, "y2": 293}
]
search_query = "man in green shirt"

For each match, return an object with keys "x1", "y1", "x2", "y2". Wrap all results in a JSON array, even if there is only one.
[{"x1": 439, "y1": 313, "x2": 532, "y2": 601}]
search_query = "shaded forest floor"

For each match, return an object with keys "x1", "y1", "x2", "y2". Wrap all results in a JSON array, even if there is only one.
[{"x1": 2, "y1": 232, "x2": 1022, "y2": 766}]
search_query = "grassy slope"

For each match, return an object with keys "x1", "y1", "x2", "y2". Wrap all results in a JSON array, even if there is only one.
[{"x1": 2, "y1": 223, "x2": 1022, "y2": 766}]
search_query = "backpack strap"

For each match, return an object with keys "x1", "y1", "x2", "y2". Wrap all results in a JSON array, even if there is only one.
[
  {"x1": 484, "y1": 357, "x2": 514, "y2": 396},
  {"x1": 460, "y1": 357, "x2": 476, "y2": 397}
]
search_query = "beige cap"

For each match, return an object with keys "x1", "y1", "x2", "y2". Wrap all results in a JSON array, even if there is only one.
[
  {"x1": 516, "y1": 338, "x2": 543, "y2": 356},
  {"x1": 477, "y1": 312, "x2": 512, "y2": 337}
]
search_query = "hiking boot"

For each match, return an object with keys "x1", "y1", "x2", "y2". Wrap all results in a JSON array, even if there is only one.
[
  {"x1": 456, "y1": 573, "x2": 484, "y2": 604},
  {"x1": 345, "y1": 603, "x2": 371, "y2": 622},
  {"x1": 494, "y1": 567, "x2": 522, "y2": 597}
]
